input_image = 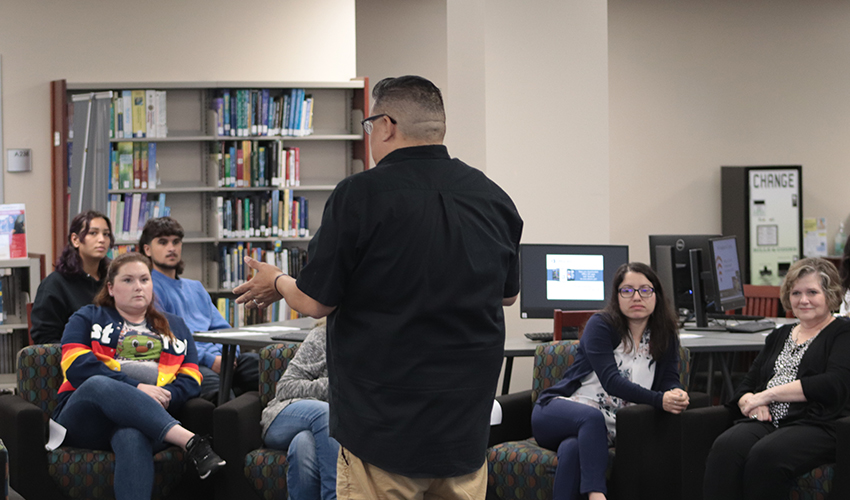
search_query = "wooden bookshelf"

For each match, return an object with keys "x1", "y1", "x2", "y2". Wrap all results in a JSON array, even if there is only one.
[{"x1": 50, "y1": 79, "x2": 370, "y2": 325}]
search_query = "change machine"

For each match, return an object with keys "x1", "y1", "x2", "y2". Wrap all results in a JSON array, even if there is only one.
[{"x1": 721, "y1": 165, "x2": 802, "y2": 286}]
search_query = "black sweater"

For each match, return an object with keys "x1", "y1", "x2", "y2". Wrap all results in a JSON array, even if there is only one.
[
  {"x1": 729, "y1": 317, "x2": 850, "y2": 427},
  {"x1": 30, "y1": 271, "x2": 104, "y2": 344}
]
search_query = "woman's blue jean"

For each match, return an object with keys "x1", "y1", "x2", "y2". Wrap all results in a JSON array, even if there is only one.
[
  {"x1": 55, "y1": 375, "x2": 180, "y2": 500},
  {"x1": 531, "y1": 399, "x2": 609, "y2": 500},
  {"x1": 264, "y1": 400, "x2": 339, "y2": 500}
]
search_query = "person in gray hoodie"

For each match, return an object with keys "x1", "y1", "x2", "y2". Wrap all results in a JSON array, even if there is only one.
[{"x1": 261, "y1": 325, "x2": 338, "y2": 500}]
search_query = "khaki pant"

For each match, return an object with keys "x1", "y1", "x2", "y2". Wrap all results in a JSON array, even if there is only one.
[{"x1": 336, "y1": 446, "x2": 487, "y2": 500}]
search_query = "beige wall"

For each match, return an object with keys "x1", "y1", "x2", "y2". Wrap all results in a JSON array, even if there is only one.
[
  {"x1": 0, "y1": 0, "x2": 356, "y2": 266},
  {"x1": 357, "y1": 1, "x2": 610, "y2": 392},
  {"x1": 609, "y1": 0, "x2": 850, "y2": 264}
]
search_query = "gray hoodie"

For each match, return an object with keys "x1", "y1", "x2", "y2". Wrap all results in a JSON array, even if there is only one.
[{"x1": 260, "y1": 326, "x2": 329, "y2": 439}]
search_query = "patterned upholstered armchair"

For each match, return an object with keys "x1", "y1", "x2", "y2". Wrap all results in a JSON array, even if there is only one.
[
  {"x1": 0, "y1": 344, "x2": 215, "y2": 500},
  {"x1": 213, "y1": 342, "x2": 300, "y2": 500},
  {"x1": 678, "y1": 405, "x2": 850, "y2": 499},
  {"x1": 487, "y1": 340, "x2": 703, "y2": 500}
]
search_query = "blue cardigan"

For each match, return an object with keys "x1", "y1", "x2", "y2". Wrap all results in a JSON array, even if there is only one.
[{"x1": 537, "y1": 313, "x2": 683, "y2": 409}]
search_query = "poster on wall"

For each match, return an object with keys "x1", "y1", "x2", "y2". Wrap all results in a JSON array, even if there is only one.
[{"x1": 748, "y1": 168, "x2": 800, "y2": 285}]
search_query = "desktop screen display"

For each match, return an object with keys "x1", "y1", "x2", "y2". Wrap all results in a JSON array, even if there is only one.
[
  {"x1": 520, "y1": 244, "x2": 629, "y2": 318},
  {"x1": 648, "y1": 234, "x2": 720, "y2": 312},
  {"x1": 709, "y1": 236, "x2": 747, "y2": 311}
]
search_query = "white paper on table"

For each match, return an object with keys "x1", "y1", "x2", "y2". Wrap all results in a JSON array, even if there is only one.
[
  {"x1": 195, "y1": 331, "x2": 271, "y2": 337},
  {"x1": 237, "y1": 326, "x2": 303, "y2": 333},
  {"x1": 679, "y1": 333, "x2": 704, "y2": 339},
  {"x1": 46, "y1": 418, "x2": 67, "y2": 451},
  {"x1": 490, "y1": 399, "x2": 503, "y2": 425}
]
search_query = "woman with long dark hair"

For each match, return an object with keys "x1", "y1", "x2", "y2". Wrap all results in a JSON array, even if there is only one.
[
  {"x1": 30, "y1": 210, "x2": 113, "y2": 344},
  {"x1": 531, "y1": 262, "x2": 689, "y2": 500},
  {"x1": 53, "y1": 252, "x2": 224, "y2": 499}
]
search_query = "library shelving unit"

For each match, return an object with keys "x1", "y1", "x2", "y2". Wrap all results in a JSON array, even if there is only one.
[
  {"x1": 0, "y1": 254, "x2": 42, "y2": 376},
  {"x1": 50, "y1": 79, "x2": 370, "y2": 318}
]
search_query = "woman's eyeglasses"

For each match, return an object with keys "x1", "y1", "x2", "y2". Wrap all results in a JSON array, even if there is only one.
[{"x1": 619, "y1": 286, "x2": 655, "y2": 298}]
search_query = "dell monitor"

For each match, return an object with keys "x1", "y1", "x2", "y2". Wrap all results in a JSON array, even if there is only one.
[
  {"x1": 519, "y1": 244, "x2": 629, "y2": 319},
  {"x1": 708, "y1": 236, "x2": 747, "y2": 312},
  {"x1": 649, "y1": 234, "x2": 721, "y2": 313}
]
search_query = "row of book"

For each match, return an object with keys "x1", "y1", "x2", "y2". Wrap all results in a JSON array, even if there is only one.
[
  {"x1": 108, "y1": 193, "x2": 170, "y2": 242},
  {"x1": 219, "y1": 243, "x2": 307, "y2": 290},
  {"x1": 216, "y1": 298, "x2": 300, "y2": 329},
  {"x1": 0, "y1": 331, "x2": 27, "y2": 374},
  {"x1": 212, "y1": 88, "x2": 313, "y2": 137},
  {"x1": 0, "y1": 269, "x2": 20, "y2": 324},
  {"x1": 217, "y1": 244, "x2": 307, "y2": 327},
  {"x1": 109, "y1": 244, "x2": 137, "y2": 259},
  {"x1": 110, "y1": 90, "x2": 168, "y2": 139},
  {"x1": 215, "y1": 192, "x2": 308, "y2": 239},
  {"x1": 110, "y1": 142, "x2": 158, "y2": 191},
  {"x1": 212, "y1": 142, "x2": 301, "y2": 188}
]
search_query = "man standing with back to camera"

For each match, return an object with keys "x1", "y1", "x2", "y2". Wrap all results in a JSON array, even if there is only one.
[{"x1": 234, "y1": 75, "x2": 523, "y2": 499}]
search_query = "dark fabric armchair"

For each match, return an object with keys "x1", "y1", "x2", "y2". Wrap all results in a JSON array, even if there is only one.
[
  {"x1": 679, "y1": 405, "x2": 850, "y2": 500},
  {"x1": 213, "y1": 342, "x2": 300, "y2": 500},
  {"x1": 0, "y1": 344, "x2": 215, "y2": 500},
  {"x1": 487, "y1": 340, "x2": 708, "y2": 500}
]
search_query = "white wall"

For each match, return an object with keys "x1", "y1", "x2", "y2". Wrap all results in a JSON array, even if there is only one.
[
  {"x1": 0, "y1": 0, "x2": 356, "y2": 265},
  {"x1": 609, "y1": 0, "x2": 850, "y2": 263}
]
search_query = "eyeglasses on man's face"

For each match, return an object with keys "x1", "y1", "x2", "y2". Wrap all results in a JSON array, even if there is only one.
[
  {"x1": 361, "y1": 114, "x2": 396, "y2": 134},
  {"x1": 619, "y1": 286, "x2": 655, "y2": 299}
]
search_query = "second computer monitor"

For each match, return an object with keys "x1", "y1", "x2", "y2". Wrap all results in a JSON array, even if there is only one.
[{"x1": 708, "y1": 235, "x2": 747, "y2": 312}]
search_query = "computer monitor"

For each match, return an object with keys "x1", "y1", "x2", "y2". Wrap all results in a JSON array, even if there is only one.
[
  {"x1": 648, "y1": 234, "x2": 721, "y2": 312},
  {"x1": 708, "y1": 236, "x2": 747, "y2": 312},
  {"x1": 519, "y1": 244, "x2": 629, "y2": 319},
  {"x1": 652, "y1": 244, "x2": 677, "y2": 313}
]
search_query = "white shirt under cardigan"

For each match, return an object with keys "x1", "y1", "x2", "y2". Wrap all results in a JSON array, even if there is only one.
[{"x1": 559, "y1": 330, "x2": 655, "y2": 445}]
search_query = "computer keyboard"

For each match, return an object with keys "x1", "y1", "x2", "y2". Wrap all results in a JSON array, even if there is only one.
[
  {"x1": 707, "y1": 312, "x2": 765, "y2": 321},
  {"x1": 524, "y1": 332, "x2": 554, "y2": 342},
  {"x1": 726, "y1": 321, "x2": 776, "y2": 333}
]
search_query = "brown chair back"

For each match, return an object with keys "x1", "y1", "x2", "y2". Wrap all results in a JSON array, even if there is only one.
[
  {"x1": 553, "y1": 309, "x2": 598, "y2": 340},
  {"x1": 739, "y1": 284, "x2": 793, "y2": 318}
]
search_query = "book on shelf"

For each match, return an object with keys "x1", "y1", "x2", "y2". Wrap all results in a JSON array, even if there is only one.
[
  {"x1": 132, "y1": 143, "x2": 142, "y2": 188},
  {"x1": 132, "y1": 90, "x2": 146, "y2": 138},
  {"x1": 122, "y1": 91, "x2": 133, "y2": 140},
  {"x1": 0, "y1": 204, "x2": 27, "y2": 259},
  {"x1": 148, "y1": 143, "x2": 157, "y2": 189},
  {"x1": 145, "y1": 90, "x2": 156, "y2": 139},
  {"x1": 214, "y1": 88, "x2": 314, "y2": 138},
  {"x1": 117, "y1": 142, "x2": 133, "y2": 189}
]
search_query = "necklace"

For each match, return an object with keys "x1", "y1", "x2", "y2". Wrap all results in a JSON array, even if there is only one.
[{"x1": 793, "y1": 317, "x2": 833, "y2": 344}]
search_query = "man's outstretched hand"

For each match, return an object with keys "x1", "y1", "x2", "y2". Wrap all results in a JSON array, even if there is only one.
[{"x1": 233, "y1": 256, "x2": 284, "y2": 310}]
